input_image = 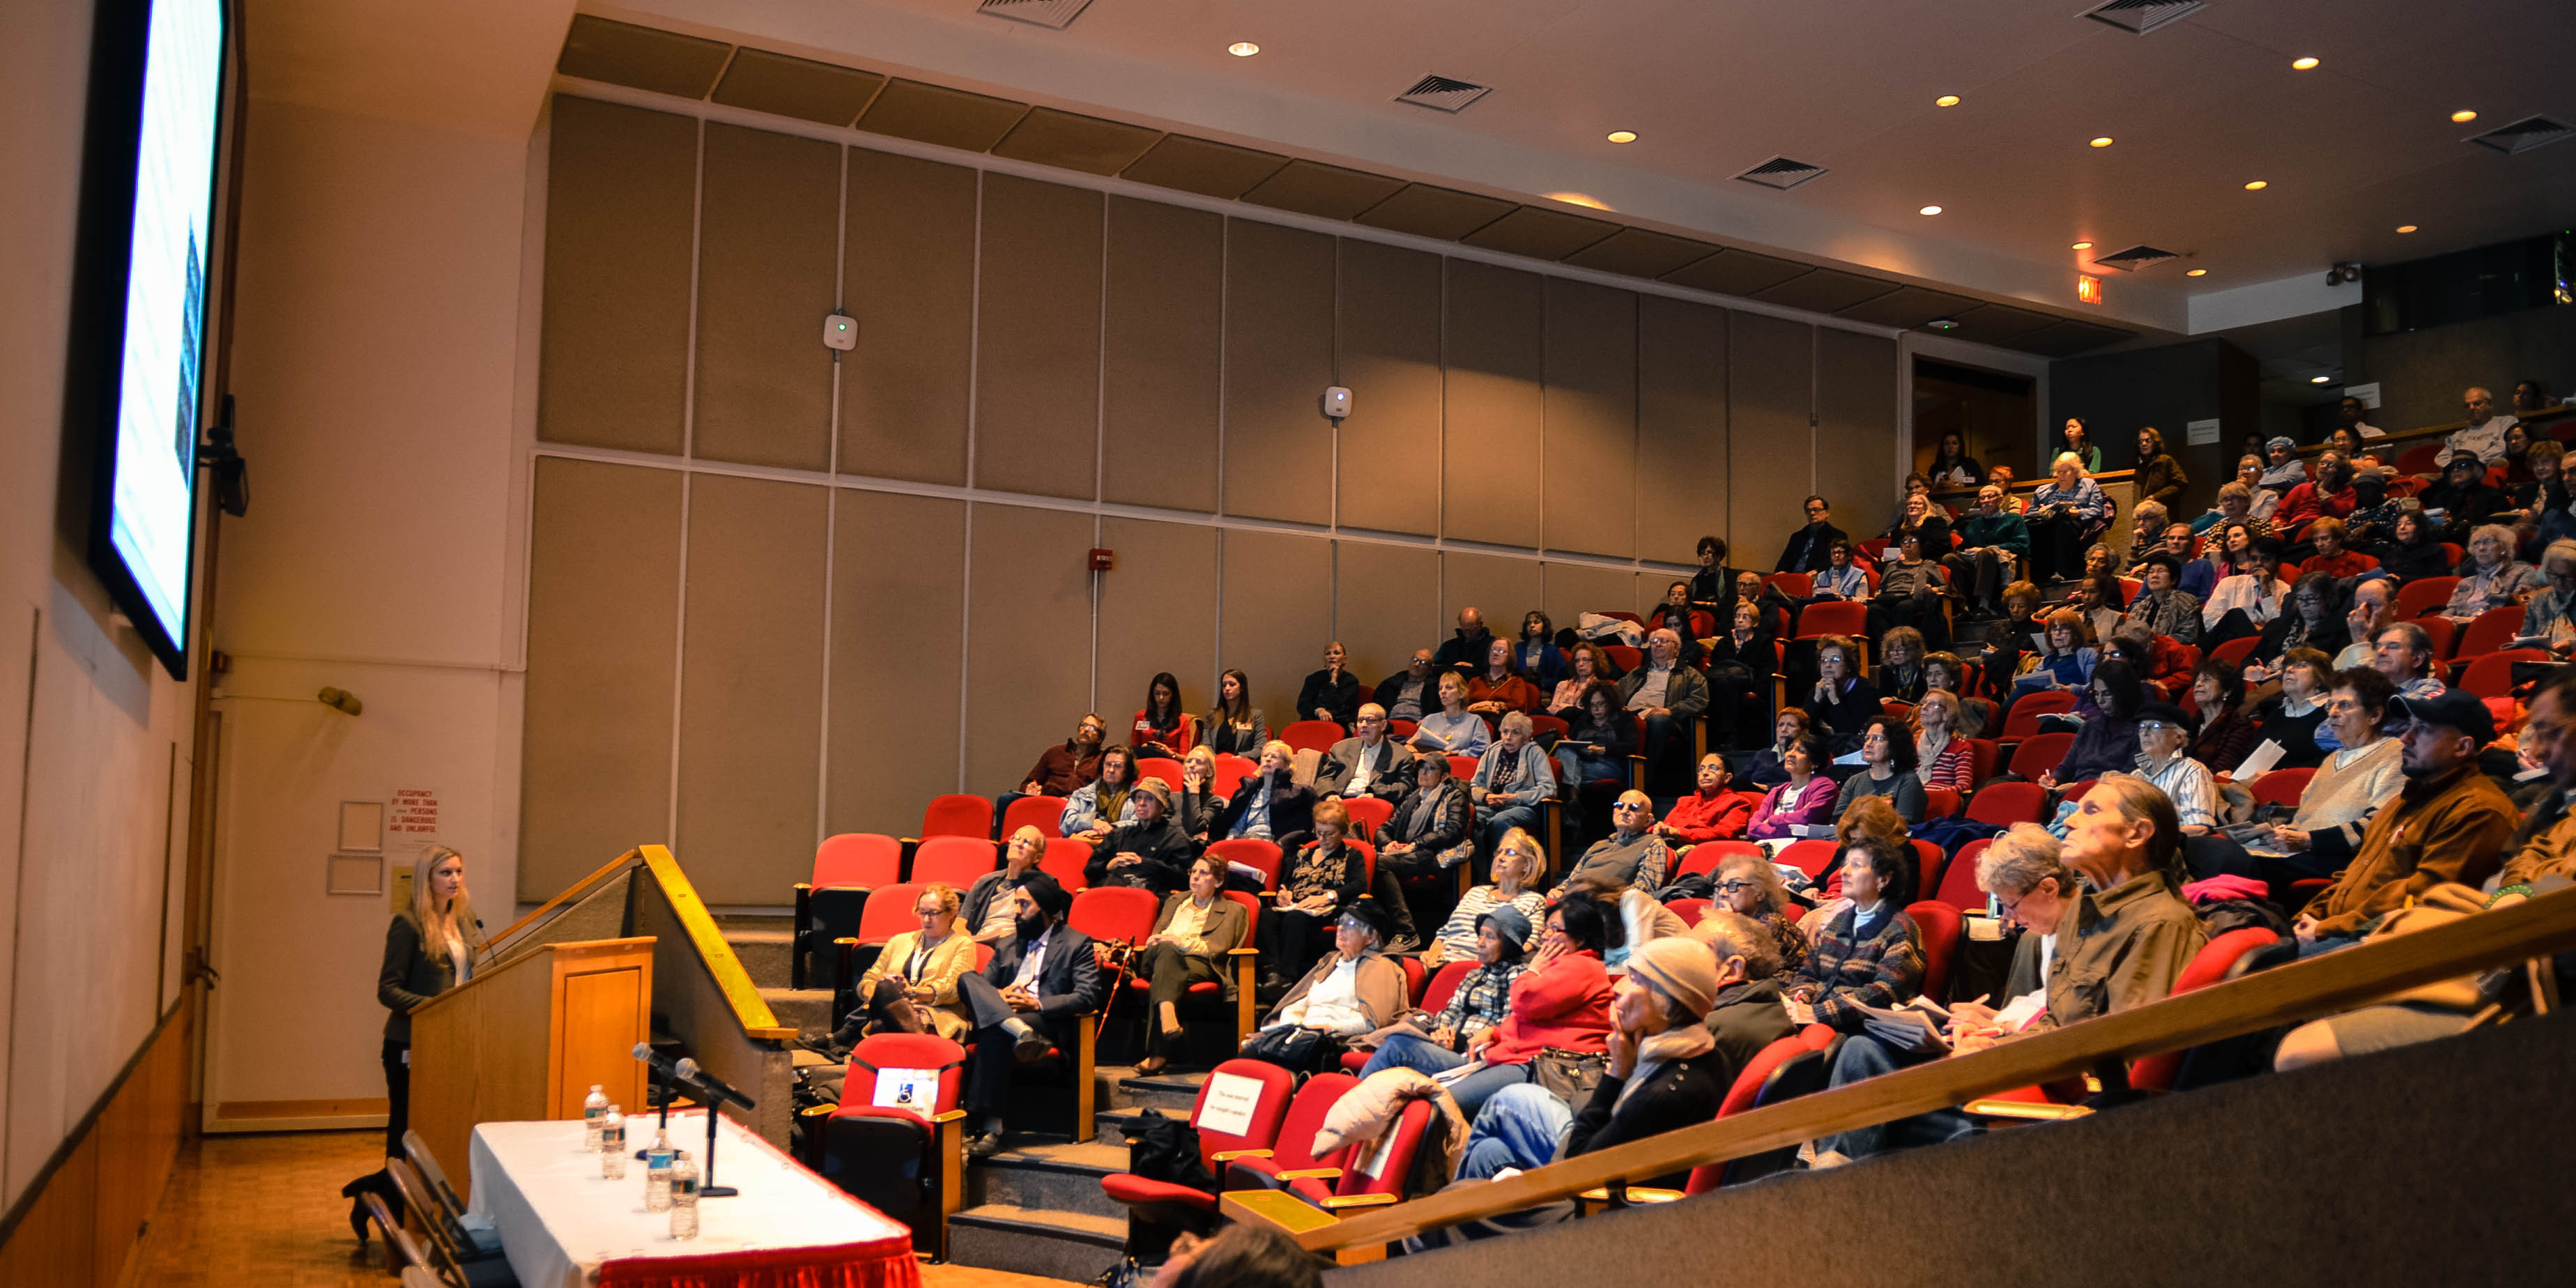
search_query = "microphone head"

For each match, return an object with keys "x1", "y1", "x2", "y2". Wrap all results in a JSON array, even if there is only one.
[
  {"x1": 632, "y1": 1042, "x2": 654, "y2": 1059},
  {"x1": 675, "y1": 1057, "x2": 700, "y2": 1080}
]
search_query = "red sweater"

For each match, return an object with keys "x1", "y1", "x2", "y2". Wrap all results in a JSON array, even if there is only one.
[
  {"x1": 1482, "y1": 951, "x2": 1613, "y2": 1065},
  {"x1": 1664, "y1": 789, "x2": 1753, "y2": 843},
  {"x1": 2302, "y1": 549, "x2": 2378, "y2": 578},
  {"x1": 2275, "y1": 482, "x2": 2355, "y2": 528}
]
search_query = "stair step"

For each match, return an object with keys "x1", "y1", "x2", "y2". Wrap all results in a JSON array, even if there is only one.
[
  {"x1": 723, "y1": 928, "x2": 797, "y2": 988},
  {"x1": 757, "y1": 986, "x2": 834, "y2": 1038},
  {"x1": 969, "y1": 1139, "x2": 1130, "y2": 1219},
  {"x1": 1101, "y1": 1068, "x2": 1202, "y2": 1114},
  {"x1": 946, "y1": 1204, "x2": 1126, "y2": 1282}
]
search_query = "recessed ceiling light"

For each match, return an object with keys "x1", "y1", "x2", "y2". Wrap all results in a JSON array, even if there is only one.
[
  {"x1": 1935, "y1": 95, "x2": 1961, "y2": 107},
  {"x1": 2451, "y1": 109, "x2": 2478, "y2": 123},
  {"x1": 2244, "y1": 180, "x2": 2268, "y2": 190},
  {"x1": 2292, "y1": 56, "x2": 2320, "y2": 70},
  {"x1": 1605, "y1": 130, "x2": 1637, "y2": 144},
  {"x1": 2071, "y1": 240, "x2": 2094, "y2": 250},
  {"x1": 2186, "y1": 268, "x2": 2208, "y2": 277},
  {"x1": 2310, "y1": 375, "x2": 2332, "y2": 383},
  {"x1": 2089, "y1": 136, "x2": 2115, "y2": 148},
  {"x1": 1919, "y1": 205, "x2": 1943, "y2": 215},
  {"x1": 1227, "y1": 41, "x2": 1259, "y2": 56},
  {"x1": 2395, "y1": 224, "x2": 2419, "y2": 233},
  {"x1": 1544, "y1": 192, "x2": 1611, "y2": 210},
  {"x1": 1926, "y1": 318, "x2": 1961, "y2": 330}
]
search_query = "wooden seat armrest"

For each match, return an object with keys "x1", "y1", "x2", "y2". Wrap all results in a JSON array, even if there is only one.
[
  {"x1": 1577, "y1": 1185, "x2": 1684, "y2": 1204},
  {"x1": 900, "y1": 837, "x2": 919, "y2": 848},
  {"x1": 1317, "y1": 1193, "x2": 1399, "y2": 1209},
  {"x1": 1275, "y1": 1167, "x2": 1341, "y2": 1181},
  {"x1": 794, "y1": 882, "x2": 813, "y2": 894},
  {"x1": 1209, "y1": 1149, "x2": 1272, "y2": 1163},
  {"x1": 1228, "y1": 947, "x2": 1260, "y2": 956},
  {"x1": 1963, "y1": 1098, "x2": 2094, "y2": 1121},
  {"x1": 834, "y1": 936, "x2": 859, "y2": 946},
  {"x1": 932, "y1": 1109, "x2": 970, "y2": 1124}
]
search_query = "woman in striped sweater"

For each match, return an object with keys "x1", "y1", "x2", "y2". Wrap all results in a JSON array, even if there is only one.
[{"x1": 1912, "y1": 689, "x2": 1975, "y2": 795}]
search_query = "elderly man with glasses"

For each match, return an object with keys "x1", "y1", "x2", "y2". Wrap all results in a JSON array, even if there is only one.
[
  {"x1": 1551, "y1": 790, "x2": 1671, "y2": 899},
  {"x1": 2127, "y1": 702, "x2": 2217, "y2": 836},
  {"x1": 1372, "y1": 647, "x2": 1439, "y2": 723}
]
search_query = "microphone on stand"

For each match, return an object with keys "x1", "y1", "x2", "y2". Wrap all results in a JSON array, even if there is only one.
[
  {"x1": 674, "y1": 1058, "x2": 756, "y2": 1110},
  {"x1": 672, "y1": 1058, "x2": 750, "y2": 1198},
  {"x1": 631, "y1": 1043, "x2": 685, "y2": 1158}
]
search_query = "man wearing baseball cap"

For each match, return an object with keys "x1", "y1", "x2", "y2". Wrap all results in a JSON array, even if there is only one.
[{"x1": 2294, "y1": 689, "x2": 2516, "y2": 956}]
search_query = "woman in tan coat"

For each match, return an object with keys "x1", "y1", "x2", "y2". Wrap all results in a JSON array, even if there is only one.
[
  {"x1": 1136, "y1": 854, "x2": 1252, "y2": 1074},
  {"x1": 843, "y1": 882, "x2": 978, "y2": 1043}
]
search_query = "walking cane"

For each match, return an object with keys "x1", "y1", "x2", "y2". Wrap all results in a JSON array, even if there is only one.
[{"x1": 1095, "y1": 939, "x2": 1137, "y2": 1043}]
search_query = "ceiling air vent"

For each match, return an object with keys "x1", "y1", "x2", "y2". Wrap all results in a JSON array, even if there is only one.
[
  {"x1": 2466, "y1": 115, "x2": 2575, "y2": 155},
  {"x1": 1394, "y1": 75, "x2": 1492, "y2": 113},
  {"x1": 977, "y1": 0, "x2": 1096, "y2": 30},
  {"x1": 1733, "y1": 156, "x2": 1828, "y2": 191},
  {"x1": 2081, "y1": 0, "x2": 2205, "y2": 35},
  {"x1": 2090, "y1": 245, "x2": 2180, "y2": 272}
]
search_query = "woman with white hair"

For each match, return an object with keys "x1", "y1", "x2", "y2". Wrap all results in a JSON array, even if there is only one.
[
  {"x1": 1212, "y1": 740, "x2": 1316, "y2": 847},
  {"x1": 1470, "y1": 710, "x2": 1554, "y2": 854},
  {"x1": 2441, "y1": 524, "x2": 2542, "y2": 622},
  {"x1": 2025, "y1": 452, "x2": 2113, "y2": 583},
  {"x1": 2514, "y1": 539, "x2": 2576, "y2": 653}
]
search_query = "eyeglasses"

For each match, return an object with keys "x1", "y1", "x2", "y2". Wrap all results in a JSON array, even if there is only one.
[
  {"x1": 1715, "y1": 880, "x2": 1752, "y2": 894},
  {"x1": 1804, "y1": 504, "x2": 1828, "y2": 514}
]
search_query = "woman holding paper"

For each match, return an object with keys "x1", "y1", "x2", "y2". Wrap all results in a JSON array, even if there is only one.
[{"x1": 845, "y1": 883, "x2": 976, "y2": 1043}]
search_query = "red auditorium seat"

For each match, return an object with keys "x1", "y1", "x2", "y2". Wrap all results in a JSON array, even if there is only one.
[
  {"x1": 1341, "y1": 795, "x2": 1393, "y2": 841},
  {"x1": 2248, "y1": 768, "x2": 2314, "y2": 809},
  {"x1": 2000, "y1": 689, "x2": 2076, "y2": 739},
  {"x1": 1100, "y1": 1058, "x2": 1296, "y2": 1227},
  {"x1": 1936, "y1": 838, "x2": 1993, "y2": 911},
  {"x1": 1908, "y1": 900, "x2": 1963, "y2": 1001},
  {"x1": 812, "y1": 1032, "x2": 968, "y2": 1255},
  {"x1": 815, "y1": 833, "x2": 903, "y2": 889},
  {"x1": 919, "y1": 794, "x2": 992, "y2": 840},
  {"x1": 1206, "y1": 837, "x2": 1282, "y2": 890},
  {"x1": 1280, "y1": 720, "x2": 1344, "y2": 755},
  {"x1": 2459, "y1": 649, "x2": 2547, "y2": 699},
  {"x1": 1000, "y1": 794, "x2": 1065, "y2": 840},
  {"x1": 909, "y1": 836, "x2": 999, "y2": 887},
  {"x1": 2007, "y1": 732, "x2": 2074, "y2": 780},
  {"x1": 2394, "y1": 576, "x2": 2460, "y2": 621},
  {"x1": 2451, "y1": 604, "x2": 2524, "y2": 661},
  {"x1": 1038, "y1": 838, "x2": 1092, "y2": 891},
  {"x1": 1676, "y1": 839, "x2": 1765, "y2": 879},
  {"x1": 1965, "y1": 781, "x2": 2048, "y2": 827},
  {"x1": 1222, "y1": 1073, "x2": 1358, "y2": 1192}
]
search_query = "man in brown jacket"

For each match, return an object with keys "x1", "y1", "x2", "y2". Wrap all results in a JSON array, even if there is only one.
[{"x1": 2295, "y1": 690, "x2": 2517, "y2": 953}]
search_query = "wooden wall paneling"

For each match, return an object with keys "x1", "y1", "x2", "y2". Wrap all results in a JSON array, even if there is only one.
[
  {"x1": 1103, "y1": 197, "x2": 1222, "y2": 511},
  {"x1": 1443, "y1": 260, "x2": 1545, "y2": 548},
  {"x1": 1221, "y1": 220, "x2": 1338, "y2": 525},
  {"x1": 675, "y1": 475, "x2": 828, "y2": 903},
  {"x1": 1332, "y1": 540, "x2": 1442, "y2": 687},
  {"x1": 693, "y1": 123, "x2": 838, "y2": 470},
  {"x1": 520, "y1": 459, "x2": 682, "y2": 899},
  {"x1": 975, "y1": 175, "x2": 1103, "y2": 500},
  {"x1": 966, "y1": 504, "x2": 1097, "y2": 792},
  {"x1": 1334, "y1": 239, "x2": 1443, "y2": 537},
  {"x1": 1441, "y1": 551, "x2": 1544, "y2": 658},
  {"x1": 1815, "y1": 328, "x2": 1903, "y2": 535},
  {"x1": 1726, "y1": 312, "x2": 1817, "y2": 566},
  {"x1": 1543, "y1": 562, "x2": 1644, "y2": 632},
  {"x1": 841, "y1": 148, "x2": 977, "y2": 485},
  {"x1": 538, "y1": 96, "x2": 696, "y2": 454},
  {"x1": 827, "y1": 489, "x2": 966, "y2": 836},
  {"x1": 1636, "y1": 295, "x2": 1730, "y2": 564},
  {"x1": 1096, "y1": 517, "x2": 1219, "y2": 735},
  {"x1": 1542, "y1": 278, "x2": 1639, "y2": 558},
  {"x1": 1219, "y1": 528, "x2": 1333, "y2": 728}
]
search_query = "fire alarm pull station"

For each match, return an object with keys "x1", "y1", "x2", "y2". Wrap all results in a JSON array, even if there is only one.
[{"x1": 1088, "y1": 549, "x2": 1115, "y2": 572}]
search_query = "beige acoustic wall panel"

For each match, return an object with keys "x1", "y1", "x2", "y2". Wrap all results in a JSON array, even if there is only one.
[
  {"x1": 1814, "y1": 328, "x2": 1902, "y2": 532},
  {"x1": 1543, "y1": 562, "x2": 1643, "y2": 634},
  {"x1": 1221, "y1": 220, "x2": 1337, "y2": 526},
  {"x1": 520, "y1": 458, "x2": 682, "y2": 898},
  {"x1": 1103, "y1": 198, "x2": 1222, "y2": 512},
  {"x1": 1219, "y1": 528, "x2": 1333, "y2": 727},
  {"x1": 675, "y1": 475, "x2": 828, "y2": 903},
  {"x1": 1636, "y1": 295, "x2": 1729, "y2": 564},
  {"x1": 967, "y1": 504, "x2": 1096, "y2": 791},
  {"x1": 976, "y1": 175, "x2": 1103, "y2": 500},
  {"x1": 1443, "y1": 260, "x2": 1544, "y2": 549},
  {"x1": 1333, "y1": 541, "x2": 1441, "y2": 687},
  {"x1": 1542, "y1": 278, "x2": 1639, "y2": 558},
  {"x1": 842, "y1": 148, "x2": 976, "y2": 485},
  {"x1": 827, "y1": 490, "x2": 966, "y2": 836},
  {"x1": 539, "y1": 97, "x2": 695, "y2": 454},
  {"x1": 693, "y1": 123, "x2": 838, "y2": 471},
  {"x1": 1096, "y1": 517, "x2": 1218, "y2": 730},
  {"x1": 1335, "y1": 239, "x2": 1443, "y2": 537},
  {"x1": 1441, "y1": 551, "x2": 1543, "y2": 654},
  {"x1": 1727, "y1": 312, "x2": 1816, "y2": 565}
]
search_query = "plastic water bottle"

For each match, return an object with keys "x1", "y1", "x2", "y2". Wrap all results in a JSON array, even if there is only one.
[
  {"x1": 599, "y1": 1107, "x2": 627, "y2": 1179},
  {"x1": 645, "y1": 1132, "x2": 675, "y2": 1211},
  {"x1": 583, "y1": 1085, "x2": 609, "y2": 1151},
  {"x1": 668, "y1": 1152, "x2": 700, "y2": 1239}
]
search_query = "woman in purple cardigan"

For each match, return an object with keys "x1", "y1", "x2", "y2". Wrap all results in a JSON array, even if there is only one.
[{"x1": 1748, "y1": 733, "x2": 1839, "y2": 841}]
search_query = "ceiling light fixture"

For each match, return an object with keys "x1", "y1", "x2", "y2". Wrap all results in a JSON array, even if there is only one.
[
  {"x1": 1544, "y1": 192, "x2": 1612, "y2": 210},
  {"x1": 2395, "y1": 224, "x2": 2419, "y2": 233},
  {"x1": 2071, "y1": 240, "x2": 2094, "y2": 250},
  {"x1": 2186, "y1": 268, "x2": 2208, "y2": 277},
  {"x1": 2451, "y1": 109, "x2": 2478, "y2": 123},
  {"x1": 2292, "y1": 56, "x2": 2320, "y2": 70},
  {"x1": 1935, "y1": 95, "x2": 1961, "y2": 107},
  {"x1": 1227, "y1": 40, "x2": 1259, "y2": 56},
  {"x1": 1606, "y1": 130, "x2": 1637, "y2": 144},
  {"x1": 1926, "y1": 318, "x2": 1960, "y2": 330},
  {"x1": 1919, "y1": 204, "x2": 1942, "y2": 215},
  {"x1": 2090, "y1": 136, "x2": 2115, "y2": 148},
  {"x1": 2244, "y1": 179, "x2": 2268, "y2": 190},
  {"x1": 2310, "y1": 375, "x2": 2332, "y2": 383}
]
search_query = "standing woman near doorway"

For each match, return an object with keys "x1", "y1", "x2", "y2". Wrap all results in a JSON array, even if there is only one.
[{"x1": 345, "y1": 845, "x2": 483, "y2": 1239}]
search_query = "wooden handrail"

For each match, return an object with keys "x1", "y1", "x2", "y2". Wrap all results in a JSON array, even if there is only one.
[
  {"x1": 480, "y1": 848, "x2": 645, "y2": 960},
  {"x1": 639, "y1": 844, "x2": 795, "y2": 1041},
  {"x1": 1235, "y1": 884, "x2": 2576, "y2": 1256}
]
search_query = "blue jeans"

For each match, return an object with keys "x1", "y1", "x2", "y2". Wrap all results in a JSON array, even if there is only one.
[
  {"x1": 1359, "y1": 1034, "x2": 1534, "y2": 1117},
  {"x1": 2297, "y1": 933, "x2": 2361, "y2": 958},
  {"x1": 1813, "y1": 1034, "x2": 1977, "y2": 1160},
  {"x1": 1479, "y1": 804, "x2": 1541, "y2": 856},
  {"x1": 1455, "y1": 1083, "x2": 1574, "y2": 1179}
]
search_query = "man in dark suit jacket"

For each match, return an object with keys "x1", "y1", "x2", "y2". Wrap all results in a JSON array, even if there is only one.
[
  {"x1": 1372, "y1": 649, "x2": 1439, "y2": 723},
  {"x1": 958, "y1": 872, "x2": 1105, "y2": 1156},
  {"x1": 1313, "y1": 705, "x2": 1416, "y2": 802},
  {"x1": 1774, "y1": 496, "x2": 1848, "y2": 573}
]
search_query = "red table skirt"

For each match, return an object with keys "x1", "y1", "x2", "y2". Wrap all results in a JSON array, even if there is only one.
[{"x1": 597, "y1": 1236, "x2": 921, "y2": 1288}]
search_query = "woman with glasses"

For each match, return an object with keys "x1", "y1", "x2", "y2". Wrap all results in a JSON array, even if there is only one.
[
  {"x1": 1356, "y1": 894, "x2": 1614, "y2": 1116},
  {"x1": 1712, "y1": 851, "x2": 1808, "y2": 974},
  {"x1": 1425, "y1": 828, "x2": 1549, "y2": 969}
]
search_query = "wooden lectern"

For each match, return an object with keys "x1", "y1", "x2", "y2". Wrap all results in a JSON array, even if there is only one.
[{"x1": 408, "y1": 937, "x2": 655, "y2": 1200}]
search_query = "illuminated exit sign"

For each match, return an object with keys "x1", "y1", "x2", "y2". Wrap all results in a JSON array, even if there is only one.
[{"x1": 2077, "y1": 274, "x2": 2103, "y2": 305}]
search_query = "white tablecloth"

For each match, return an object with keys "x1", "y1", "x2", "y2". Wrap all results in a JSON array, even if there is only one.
[{"x1": 468, "y1": 1110, "x2": 915, "y2": 1288}]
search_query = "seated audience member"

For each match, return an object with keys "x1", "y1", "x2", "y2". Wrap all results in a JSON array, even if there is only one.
[
  {"x1": 1804, "y1": 634, "x2": 1880, "y2": 754},
  {"x1": 1465, "y1": 638, "x2": 1544, "y2": 716},
  {"x1": 1951, "y1": 484, "x2": 2029, "y2": 617},
  {"x1": 2126, "y1": 502, "x2": 2172, "y2": 563},
  {"x1": 1657, "y1": 756, "x2": 1755, "y2": 854},
  {"x1": 1015, "y1": 714, "x2": 1106, "y2": 799},
  {"x1": 1433, "y1": 607, "x2": 1499, "y2": 675},
  {"x1": 1838, "y1": 716, "x2": 1928, "y2": 827},
  {"x1": 1425, "y1": 829, "x2": 1549, "y2": 968},
  {"x1": 2188, "y1": 661, "x2": 2261, "y2": 774},
  {"x1": 2193, "y1": 492, "x2": 2271, "y2": 588},
  {"x1": 1878, "y1": 627, "x2": 1928, "y2": 704},
  {"x1": 2376, "y1": 510, "x2": 2455, "y2": 585},
  {"x1": 1415, "y1": 905, "x2": 1535, "y2": 1059},
  {"x1": 2238, "y1": 668, "x2": 2403, "y2": 884},
  {"x1": 1360, "y1": 895, "x2": 1615, "y2": 1116},
  {"x1": 1409, "y1": 671, "x2": 1493, "y2": 759},
  {"x1": 1374, "y1": 648, "x2": 1439, "y2": 724},
  {"x1": 2419, "y1": 454, "x2": 2510, "y2": 540},
  {"x1": 1914, "y1": 689, "x2": 1975, "y2": 793},
  {"x1": 824, "y1": 882, "x2": 975, "y2": 1052},
  {"x1": 1763, "y1": 539, "x2": 1869, "y2": 615},
  {"x1": 1133, "y1": 854, "x2": 1250, "y2": 1074},
  {"x1": 2332, "y1": 394, "x2": 2387, "y2": 442},
  {"x1": 1379, "y1": 756, "x2": 1473, "y2": 934},
  {"x1": 2443, "y1": 524, "x2": 2542, "y2": 621},
  {"x1": 2507, "y1": 440, "x2": 2576, "y2": 551},
  {"x1": 1249, "y1": 900, "x2": 1405, "y2": 1072},
  {"x1": 1059, "y1": 744, "x2": 1142, "y2": 841},
  {"x1": 2340, "y1": 473, "x2": 2404, "y2": 554},
  {"x1": 2136, "y1": 427, "x2": 2189, "y2": 509},
  {"x1": 1703, "y1": 599, "x2": 1779, "y2": 750},
  {"x1": 2251, "y1": 648, "x2": 2336, "y2": 769},
  {"x1": 2121, "y1": 555, "x2": 2201, "y2": 645},
  {"x1": 1314, "y1": 703, "x2": 1415, "y2": 802},
  {"x1": 1646, "y1": 581, "x2": 1709, "y2": 666},
  {"x1": 1885, "y1": 491, "x2": 1955, "y2": 565},
  {"x1": 1926, "y1": 431, "x2": 1983, "y2": 491},
  {"x1": 1776, "y1": 496, "x2": 1848, "y2": 573},
  {"x1": 1618, "y1": 629, "x2": 1710, "y2": 785},
  {"x1": 1553, "y1": 682, "x2": 1632, "y2": 834},
  {"x1": 2127, "y1": 702, "x2": 2216, "y2": 835},
  {"x1": 1547, "y1": 643, "x2": 1616, "y2": 719},
  {"x1": 2102, "y1": 627, "x2": 2189, "y2": 701},
  {"x1": 2195, "y1": 460, "x2": 2274, "y2": 532},
  {"x1": 2248, "y1": 571, "x2": 2351, "y2": 670},
  {"x1": 965, "y1": 829, "x2": 1048, "y2": 945},
  {"x1": 1781, "y1": 838, "x2": 1924, "y2": 1030},
  {"x1": 1985, "y1": 465, "x2": 2027, "y2": 510},
  {"x1": 2336, "y1": 578, "x2": 2394, "y2": 670},
  {"x1": 2200, "y1": 537, "x2": 2292, "y2": 647},
  {"x1": 1710, "y1": 852, "x2": 1811, "y2": 974},
  {"x1": 2025, "y1": 453, "x2": 2113, "y2": 584},
  {"x1": 1749, "y1": 733, "x2": 1838, "y2": 841},
  {"x1": 2255, "y1": 436, "x2": 2310, "y2": 503},
  {"x1": 1813, "y1": 804, "x2": 2200, "y2": 1165},
  {"x1": 2435, "y1": 386, "x2": 2517, "y2": 466},
  {"x1": 2292, "y1": 690, "x2": 2516, "y2": 956},
  {"x1": 1295, "y1": 642, "x2": 1363, "y2": 727},
  {"x1": 1176, "y1": 745, "x2": 1225, "y2": 843},
  {"x1": 2011, "y1": 609, "x2": 2099, "y2": 699},
  {"x1": 1745, "y1": 708, "x2": 1811, "y2": 789},
  {"x1": 1553, "y1": 790, "x2": 1672, "y2": 897},
  {"x1": 1588, "y1": 873, "x2": 1687, "y2": 971},
  {"x1": 1214, "y1": 742, "x2": 1315, "y2": 846},
  {"x1": 1204, "y1": 669, "x2": 1269, "y2": 758},
  {"x1": 2301, "y1": 518, "x2": 2376, "y2": 580},
  {"x1": 1688, "y1": 535, "x2": 1740, "y2": 611},
  {"x1": 1259, "y1": 798, "x2": 1370, "y2": 988},
  {"x1": 1087, "y1": 778, "x2": 1195, "y2": 895},
  {"x1": 1471, "y1": 712, "x2": 1554, "y2": 854},
  {"x1": 2371, "y1": 622, "x2": 2447, "y2": 700},
  {"x1": 1133, "y1": 672, "x2": 1197, "y2": 758},
  {"x1": 1818, "y1": 797, "x2": 1912, "y2": 903},
  {"x1": 2038, "y1": 658, "x2": 2145, "y2": 789},
  {"x1": 1981, "y1": 581, "x2": 2052, "y2": 697},
  {"x1": 2513, "y1": 539, "x2": 2576, "y2": 654},
  {"x1": 2069, "y1": 569, "x2": 2127, "y2": 643},
  {"x1": 1921, "y1": 653, "x2": 1991, "y2": 739},
  {"x1": 959, "y1": 873, "x2": 1105, "y2": 1158},
  {"x1": 2055, "y1": 417, "x2": 2105, "y2": 473},
  {"x1": 1689, "y1": 910, "x2": 1803, "y2": 1071},
  {"x1": 2275, "y1": 450, "x2": 2357, "y2": 532},
  {"x1": 1515, "y1": 611, "x2": 1570, "y2": 689},
  {"x1": 2512, "y1": 379, "x2": 2551, "y2": 415}
]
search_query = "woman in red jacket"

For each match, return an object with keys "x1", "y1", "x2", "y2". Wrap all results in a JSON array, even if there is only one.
[
  {"x1": 1354, "y1": 893, "x2": 1614, "y2": 1114},
  {"x1": 1655, "y1": 755, "x2": 1753, "y2": 859}
]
